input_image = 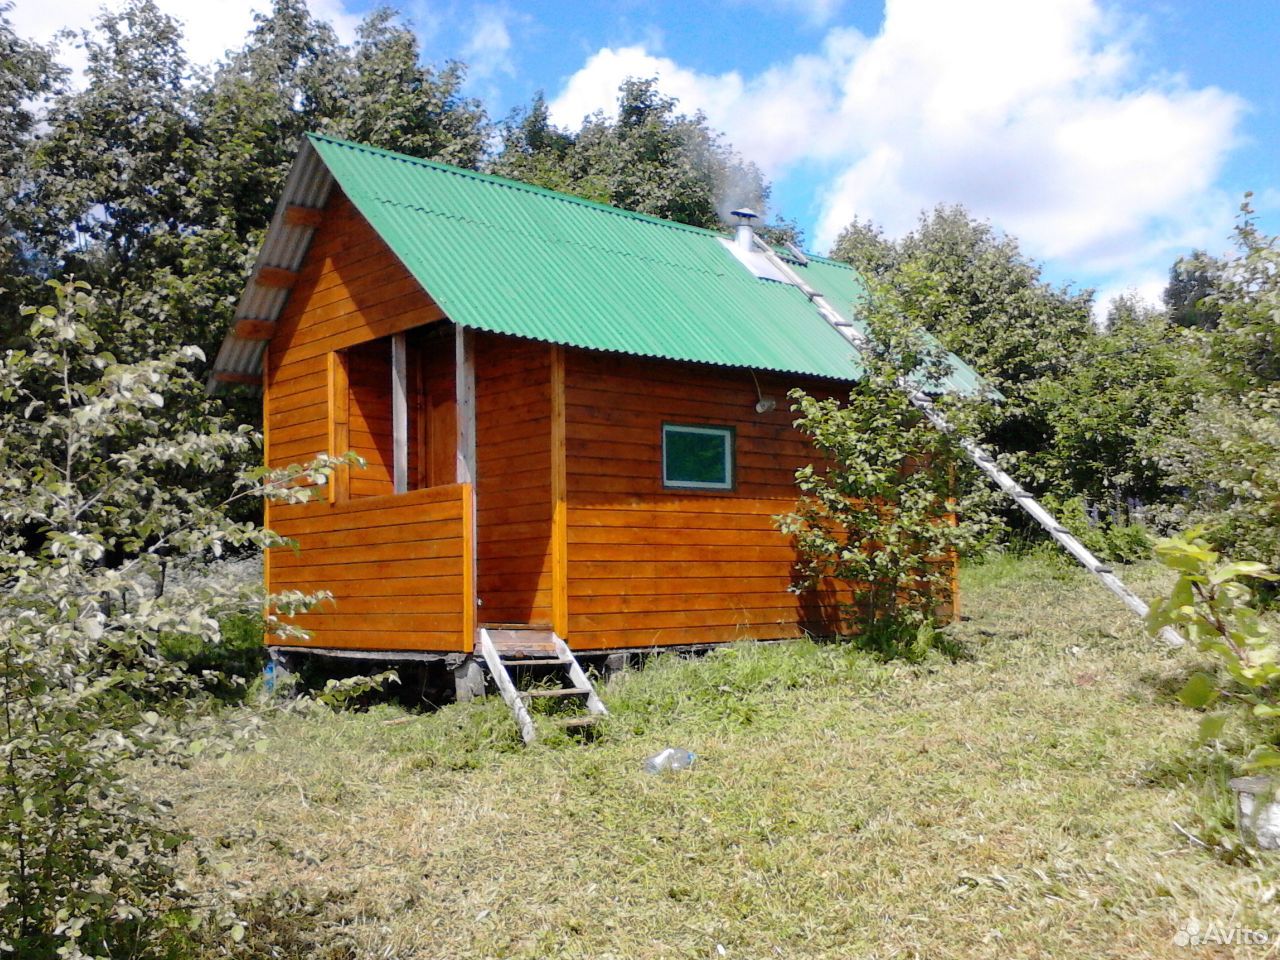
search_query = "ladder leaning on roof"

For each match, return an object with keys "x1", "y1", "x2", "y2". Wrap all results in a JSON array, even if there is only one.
[{"x1": 749, "y1": 235, "x2": 1185, "y2": 649}]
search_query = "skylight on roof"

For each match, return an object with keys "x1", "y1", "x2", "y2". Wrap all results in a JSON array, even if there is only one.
[{"x1": 717, "y1": 237, "x2": 796, "y2": 285}]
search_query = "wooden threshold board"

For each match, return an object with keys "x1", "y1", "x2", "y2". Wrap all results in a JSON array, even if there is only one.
[{"x1": 481, "y1": 626, "x2": 558, "y2": 658}]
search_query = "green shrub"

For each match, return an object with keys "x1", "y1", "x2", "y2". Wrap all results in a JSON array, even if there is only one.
[
  {"x1": 779, "y1": 308, "x2": 994, "y2": 649},
  {"x1": 0, "y1": 281, "x2": 334, "y2": 957},
  {"x1": 1038, "y1": 494, "x2": 1153, "y2": 564},
  {"x1": 1147, "y1": 528, "x2": 1280, "y2": 771}
]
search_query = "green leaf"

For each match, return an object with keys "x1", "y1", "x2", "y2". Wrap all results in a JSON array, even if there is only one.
[
  {"x1": 1243, "y1": 745, "x2": 1280, "y2": 771},
  {"x1": 1177, "y1": 672, "x2": 1220, "y2": 709},
  {"x1": 1198, "y1": 713, "x2": 1229, "y2": 741},
  {"x1": 1211, "y1": 561, "x2": 1278, "y2": 585}
]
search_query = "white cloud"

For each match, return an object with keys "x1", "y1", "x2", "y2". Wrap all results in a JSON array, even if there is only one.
[
  {"x1": 463, "y1": 5, "x2": 517, "y2": 83},
  {"x1": 548, "y1": 0, "x2": 1246, "y2": 309},
  {"x1": 10, "y1": 0, "x2": 360, "y2": 78}
]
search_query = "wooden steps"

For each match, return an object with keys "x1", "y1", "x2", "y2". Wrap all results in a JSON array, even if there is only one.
[{"x1": 475, "y1": 627, "x2": 608, "y2": 743}]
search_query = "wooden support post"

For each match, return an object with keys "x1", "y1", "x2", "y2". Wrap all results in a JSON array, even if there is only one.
[
  {"x1": 455, "y1": 327, "x2": 476, "y2": 485},
  {"x1": 550, "y1": 345, "x2": 569, "y2": 639},
  {"x1": 327, "y1": 350, "x2": 349, "y2": 504},
  {"x1": 456, "y1": 326, "x2": 478, "y2": 649},
  {"x1": 461, "y1": 481, "x2": 476, "y2": 652},
  {"x1": 391, "y1": 332, "x2": 408, "y2": 495},
  {"x1": 262, "y1": 342, "x2": 273, "y2": 621},
  {"x1": 452, "y1": 656, "x2": 485, "y2": 702}
]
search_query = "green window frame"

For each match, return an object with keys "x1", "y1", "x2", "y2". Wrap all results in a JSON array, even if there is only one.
[{"x1": 662, "y1": 423, "x2": 735, "y2": 490}]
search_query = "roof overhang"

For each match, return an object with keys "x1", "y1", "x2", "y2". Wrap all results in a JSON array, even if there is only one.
[{"x1": 206, "y1": 139, "x2": 335, "y2": 394}]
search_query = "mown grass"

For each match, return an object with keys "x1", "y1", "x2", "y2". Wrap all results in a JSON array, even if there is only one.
[{"x1": 155, "y1": 555, "x2": 1280, "y2": 958}]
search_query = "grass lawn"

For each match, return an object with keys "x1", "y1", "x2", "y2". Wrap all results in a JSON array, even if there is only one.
[{"x1": 159, "y1": 555, "x2": 1280, "y2": 958}]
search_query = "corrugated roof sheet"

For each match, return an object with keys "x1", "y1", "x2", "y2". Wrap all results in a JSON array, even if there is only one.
[{"x1": 213, "y1": 134, "x2": 985, "y2": 393}]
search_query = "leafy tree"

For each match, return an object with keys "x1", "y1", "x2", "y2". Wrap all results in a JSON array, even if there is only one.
[
  {"x1": 0, "y1": 2, "x2": 64, "y2": 324},
  {"x1": 0, "y1": 280, "x2": 326, "y2": 956},
  {"x1": 27, "y1": 0, "x2": 194, "y2": 354},
  {"x1": 830, "y1": 206, "x2": 1195, "y2": 534},
  {"x1": 329, "y1": 9, "x2": 487, "y2": 167},
  {"x1": 1164, "y1": 250, "x2": 1221, "y2": 331},
  {"x1": 1159, "y1": 199, "x2": 1280, "y2": 568},
  {"x1": 490, "y1": 93, "x2": 580, "y2": 195},
  {"x1": 1039, "y1": 298, "x2": 1202, "y2": 511},
  {"x1": 780, "y1": 306, "x2": 994, "y2": 657},
  {"x1": 493, "y1": 79, "x2": 787, "y2": 236}
]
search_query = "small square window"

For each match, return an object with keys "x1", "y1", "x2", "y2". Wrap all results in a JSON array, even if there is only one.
[{"x1": 662, "y1": 423, "x2": 734, "y2": 490}]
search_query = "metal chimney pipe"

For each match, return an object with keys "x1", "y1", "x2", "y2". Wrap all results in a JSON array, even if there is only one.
[{"x1": 731, "y1": 208, "x2": 759, "y2": 252}]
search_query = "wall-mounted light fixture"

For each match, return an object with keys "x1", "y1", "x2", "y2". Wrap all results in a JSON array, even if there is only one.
[{"x1": 749, "y1": 370, "x2": 776, "y2": 414}]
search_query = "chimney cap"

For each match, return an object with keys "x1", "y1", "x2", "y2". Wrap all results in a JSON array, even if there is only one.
[{"x1": 730, "y1": 207, "x2": 759, "y2": 221}]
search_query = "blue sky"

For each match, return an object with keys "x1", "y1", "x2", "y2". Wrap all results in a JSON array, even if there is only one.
[{"x1": 18, "y1": 0, "x2": 1279, "y2": 312}]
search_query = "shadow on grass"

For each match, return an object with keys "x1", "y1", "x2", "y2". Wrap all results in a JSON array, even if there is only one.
[{"x1": 159, "y1": 613, "x2": 269, "y2": 703}]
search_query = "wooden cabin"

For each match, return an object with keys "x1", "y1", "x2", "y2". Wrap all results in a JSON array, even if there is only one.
[{"x1": 210, "y1": 135, "x2": 981, "y2": 671}]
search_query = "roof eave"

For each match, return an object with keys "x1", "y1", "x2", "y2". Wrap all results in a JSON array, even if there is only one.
[{"x1": 206, "y1": 138, "x2": 335, "y2": 395}]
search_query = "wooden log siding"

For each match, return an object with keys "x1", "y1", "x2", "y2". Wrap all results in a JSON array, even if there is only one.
[
  {"x1": 262, "y1": 187, "x2": 471, "y2": 653},
  {"x1": 264, "y1": 187, "x2": 446, "y2": 479},
  {"x1": 563, "y1": 350, "x2": 854, "y2": 649},
  {"x1": 474, "y1": 333, "x2": 555, "y2": 626},
  {"x1": 268, "y1": 484, "x2": 475, "y2": 651}
]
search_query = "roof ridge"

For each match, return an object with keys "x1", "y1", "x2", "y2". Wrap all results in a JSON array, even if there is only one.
[
  {"x1": 308, "y1": 133, "x2": 729, "y2": 239},
  {"x1": 304, "y1": 132, "x2": 849, "y2": 269}
]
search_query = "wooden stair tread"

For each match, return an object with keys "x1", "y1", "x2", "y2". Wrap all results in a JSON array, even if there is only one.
[
  {"x1": 476, "y1": 628, "x2": 609, "y2": 745},
  {"x1": 520, "y1": 687, "x2": 590, "y2": 699}
]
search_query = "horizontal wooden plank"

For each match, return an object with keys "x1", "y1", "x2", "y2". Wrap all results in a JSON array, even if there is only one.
[
  {"x1": 298, "y1": 594, "x2": 463, "y2": 615},
  {"x1": 271, "y1": 483, "x2": 466, "y2": 522},
  {"x1": 272, "y1": 519, "x2": 462, "y2": 552},
  {"x1": 270, "y1": 418, "x2": 330, "y2": 447},
  {"x1": 269, "y1": 380, "x2": 326, "y2": 412},
  {"x1": 267, "y1": 629, "x2": 463, "y2": 652},
  {"x1": 269, "y1": 436, "x2": 331, "y2": 464},
  {"x1": 286, "y1": 288, "x2": 443, "y2": 354},
  {"x1": 568, "y1": 543, "x2": 798, "y2": 563},
  {"x1": 569, "y1": 591, "x2": 807, "y2": 615},
  {"x1": 474, "y1": 501, "x2": 554, "y2": 528},
  {"x1": 567, "y1": 526, "x2": 794, "y2": 547},
  {"x1": 270, "y1": 502, "x2": 463, "y2": 537},
  {"x1": 568, "y1": 351, "x2": 840, "y2": 399},
  {"x1": 478, "y1": 416, "x2": 552, "y2": 447},
  {"x1": 281, "y1": 612, "x2": 464, "y2": 632},
  {"x1": 349, "y1": 480, "x2": 394, "y2": 498},
  {"x1": 477, "y1": 553, "x2": 553, "y2": 578},
  {"x1": 571, "y1": 606, "x2": 806, "y2": 632},
  {"x1": 270, "y1": 555, "x2": 461, "y2": 584},
  {"x1": 269, "y1": 403, "x2": 328, "y2": 432},
  {"x1": 271, "y1": 538, "x2": 463, "y2": 570},
  {"x1": 566, "y1": 575, "x2": 802, "y2": 598},
  {"x1": 269, "y1": 574, "x2": 465, "y2": 598},
  {"x1": 567, "y1": 509, "x2": 788, "y2": 532},
  {"x1": 280, "y1": 304, "x2": 448, "y2": 367},
  {"x1": 567, "y1": 621, "x2": 809, "y2": 650}
]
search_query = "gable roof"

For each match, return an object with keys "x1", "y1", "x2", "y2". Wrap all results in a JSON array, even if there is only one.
[{"x1": 211, "y1": 134, "x2": 983, "y2": 393}]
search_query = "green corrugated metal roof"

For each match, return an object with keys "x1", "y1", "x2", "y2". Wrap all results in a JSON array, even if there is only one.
[{"x1": 307, "y1": 134, "x2": 982, "y2": 390}]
